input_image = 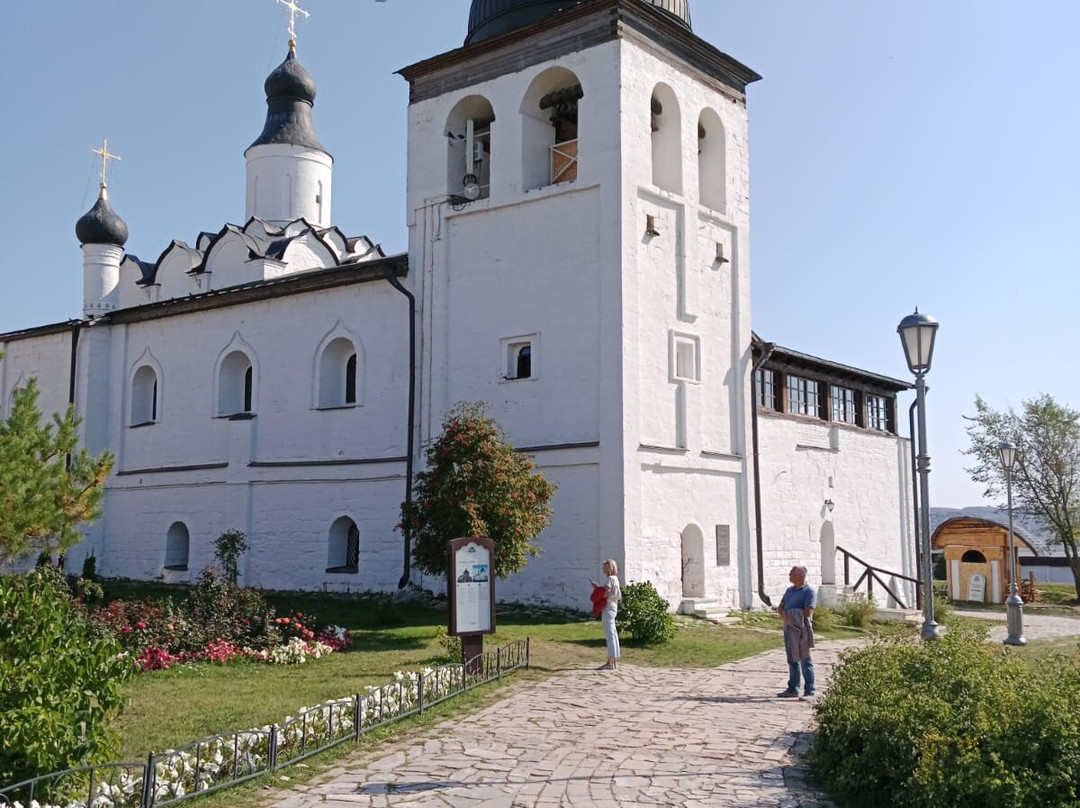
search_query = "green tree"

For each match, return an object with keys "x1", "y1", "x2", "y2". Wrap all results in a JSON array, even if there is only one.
[
  {"x1": 0, "y1": 566, "x2": 134, "y2": 785},
  {"x1": 401, "y1": 402, "x2": 556, "y2": 579},
  {"x1": 214, "y1": 528, "x2": 249, "y2": 585},
  {"x1": 964, "y1": 394, "x2": 1080, "y2": 594},
  {"x1": 0, "y1": 377, "x2": 114, "y2": 566}
]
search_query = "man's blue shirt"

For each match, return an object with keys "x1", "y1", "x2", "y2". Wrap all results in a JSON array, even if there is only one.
[{"x1": 781, "y1": 583, "x2": 816, "y2": 613}]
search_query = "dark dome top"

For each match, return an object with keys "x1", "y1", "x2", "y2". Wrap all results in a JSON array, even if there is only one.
[
  {"x1": 264, "y1": 48, "x2": 317, "y2": 103},
  {"x1": 76, "y1": 189, "x2": 129, "y2": 247},
  {"x1": 466, "y1": 0, "x2": 691, "y2": 44},
  {"x1": 247, "y1": 47, "x2": 327, "y2": 154}
]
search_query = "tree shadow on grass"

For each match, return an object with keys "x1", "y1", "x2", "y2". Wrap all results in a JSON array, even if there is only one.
[{"x1": 341, "y1": 632, "x2": 429, "y2": 653}]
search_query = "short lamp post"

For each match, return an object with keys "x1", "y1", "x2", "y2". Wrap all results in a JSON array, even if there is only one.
[
  {"x1": 998, "y1": 441, "x2": 1027, "y2": 645},
  {"x1": 898, "y1": 309, "x2": 942, "y2": 640}
]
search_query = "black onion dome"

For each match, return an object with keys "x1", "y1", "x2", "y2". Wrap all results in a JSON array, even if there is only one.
[
  {"x1": 247, "y1": 48, "x2": 327, "y2": 154},
  {"x1": 466, "y1": 0, "x2": 691, "y2": 44},
  {"x1": 76, "y1": 190, "x2": 129, "y2": 247}
]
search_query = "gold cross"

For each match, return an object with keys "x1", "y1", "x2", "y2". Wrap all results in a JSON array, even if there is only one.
[
  {"x1": 89, "y1": 138, "x2": 122, "y2": 189},
  {"x1": 276, "y1": 0, "x2": 309, "y2": 46}
]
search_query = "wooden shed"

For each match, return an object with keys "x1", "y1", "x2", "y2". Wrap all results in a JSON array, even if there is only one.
[{"x1": 932, "y1": 517, "x2": 1037, "y2": 604}]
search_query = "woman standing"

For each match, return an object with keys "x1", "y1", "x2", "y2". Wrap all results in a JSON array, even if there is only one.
[{"x1": 591, "y1": 559, "x2": 622, "y2": 670}]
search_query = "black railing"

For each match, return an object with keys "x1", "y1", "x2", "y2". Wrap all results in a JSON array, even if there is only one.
[
  {"x1": 837, "y1": 545, "x2": 920, "y2": 610},
  {"x1": 0, "y1": 640, "x2": 529, "y2": 808}
]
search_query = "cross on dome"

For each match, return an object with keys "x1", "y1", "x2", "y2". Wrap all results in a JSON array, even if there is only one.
[
  {"x1": 276, "y1": 0, "x2": 309, "y2": 49},
  {"x1": 89, "y1": 138, "x2": 122, "y2": 193}
]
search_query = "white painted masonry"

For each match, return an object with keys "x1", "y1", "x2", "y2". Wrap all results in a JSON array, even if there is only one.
[{"x1": 0, "y1": 0, "x2": 915, "y2": 611}]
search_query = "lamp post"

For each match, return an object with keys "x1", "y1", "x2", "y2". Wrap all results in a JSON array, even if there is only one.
[
  {"x1": 898, "y1": 309, "x2": 941, "y2": 640},
  {"x1": 998, "y1": 442, "x2": 1027, "y2": 645}
]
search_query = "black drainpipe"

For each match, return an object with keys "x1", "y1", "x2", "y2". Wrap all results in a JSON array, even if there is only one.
[
  {"x1": 908, "y1": 397, "x2": 921, "y2": 609},
  {"x1": 751, "y1": 342, "x2": 775, "y2": 607},
  {"x1": 66, "y1": 321, "x2": 83, "y2": 468},
  {"x1": 383, "y1": 264, "x2": 417, "y2": 589}
]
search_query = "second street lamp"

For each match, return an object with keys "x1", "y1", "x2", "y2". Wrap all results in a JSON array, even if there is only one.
[{"x1": 998, "y1": 441, "x2": 1027, "y2": 646}]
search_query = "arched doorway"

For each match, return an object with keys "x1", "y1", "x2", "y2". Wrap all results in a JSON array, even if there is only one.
[
  {"x1": 681, "y1": 525, "x2": 705, "y2": 598},
  {"x1": 820, "y1": 522, "x2": 836, "y2": 585}
]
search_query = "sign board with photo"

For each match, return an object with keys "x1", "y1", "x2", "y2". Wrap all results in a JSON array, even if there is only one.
[{"x1": 447, "y1": 537, "x2": 496, "y2": 636}]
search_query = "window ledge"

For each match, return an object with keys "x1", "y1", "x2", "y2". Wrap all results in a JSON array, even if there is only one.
[
  {"x1": 129, "y1": 420, "x2": 157, "y2": 429},
  {"x1": 325, "y1": 566, "x2": 358, "y2": 575},
  {"x1": 499, "y1": 376, "x2": 538, "y2": 384},
  {"x1": 164, "y1": 565, "x2": 189, "y2": 572},
  {"x1": 315, "y1": 404, "x2": 358, "y2": 411},
  {"x1": 221, "y1": 412, "x2": 256, "y2": 421}
]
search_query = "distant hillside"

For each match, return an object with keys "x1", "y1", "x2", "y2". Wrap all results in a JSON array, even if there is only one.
[{"x1": 930, "y1": 506, "x2": 1060, "y2": 554}]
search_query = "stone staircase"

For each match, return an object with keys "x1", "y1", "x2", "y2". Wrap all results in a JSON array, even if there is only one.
[{"x1": 677, "y1": 598, "x2": 741, "y2": 625}]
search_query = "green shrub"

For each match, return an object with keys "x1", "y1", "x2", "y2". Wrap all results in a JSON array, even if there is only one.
[
  {"x1": 809, "y1": 603, "x2": 835, "y2": 631},
  {"x1": 214, "y1": 529, "x2": 249, "y2": 585},
  {"x1": 840, "y1": 593, "x2": 876, "y2": 628},
  {"x1": 178, "y1": 566, "x2": 278, "y2": 652},
  {"x1": 434, "y1": 625, "x2": 462, "y2": 661},
  {"x1": 618, "y1": 581, "x2": 675, "y2": 645},
  {"x1": 933, "y1": 592, "x2": 954, "y2": 620},
  {"x1": 0, "y1": 567, "x2": 135, "y2": 784},
  {"x1": 810, "y1": 625, "x2": 1080, "y2": 808}
]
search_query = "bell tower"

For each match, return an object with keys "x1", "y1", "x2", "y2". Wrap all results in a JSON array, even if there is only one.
[{"x1": 399, "y1": 0, "x2": 761, "y2": 609}]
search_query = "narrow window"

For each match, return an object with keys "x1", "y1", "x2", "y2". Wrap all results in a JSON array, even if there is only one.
[
  {"x1": 830, "y1": 386, "x2": 857, "y2": 424},
  {"x1": 131, "y1": 365, "x2": 159, "y2": 426},
  {"x1": 327, "y1": 516, "x2": 359, "y2": 573},
  {"x1": 446, "y1": 96, "x2": 495, "y2": 201},
  {"x1": 507, "y1": 342, "x2": 532, "y2": 380},
  {"x1": 786, "y1": 375, "x2": 821, "y2": 417},
  {"x1": 650, "y1": 84, "x2": 682, "y2": 194},
  {"x1": 165, "y1": 522, "x2": 190, "y2": 570},
  {"x1": 698, "y1": 108, "x2": 726, "y2": 211},
  {"x1": 243, "y1": 366, "x2": 253, "y2": 413},
  {"x1": 345, "y1": 353, "x2": 357, "y2": 405},
  {"x1": 866, "y1": 394, "x2": 890, "y2": 431},
  {"x1": 755, "y1": 368, "x2": 778, "y2": 410},
  {"x1": 218, "y1": 351, "x2": 254, "y2": 416},
  {"x1": 671, "y1": 334, "x2": 701, "y2": 383}
]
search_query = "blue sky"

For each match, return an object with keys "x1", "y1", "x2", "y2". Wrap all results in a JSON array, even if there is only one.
[{"x1": 3, "y1": 1, "x2": 1078, "y2": 508}]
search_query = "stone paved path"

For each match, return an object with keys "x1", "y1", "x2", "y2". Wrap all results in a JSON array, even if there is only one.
[
  {"x1": 952, "y1": 609, "x2": 1080, "y2": 643},
  {"x1": 267, "y1": 642, "x2": 859, "y2": 808}
]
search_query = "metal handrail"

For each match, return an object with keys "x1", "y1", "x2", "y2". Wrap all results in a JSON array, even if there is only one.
[{"x1": 837, "y1": 545, "x2": 919, "y2": 610}]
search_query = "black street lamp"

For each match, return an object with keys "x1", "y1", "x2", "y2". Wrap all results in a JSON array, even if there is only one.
[
  {"x1": 998, "y1": 442, "x2": 1027, "y2": 645},
  {"x1": 898, "y1": 309, "x2": 941, "y2": 640}
]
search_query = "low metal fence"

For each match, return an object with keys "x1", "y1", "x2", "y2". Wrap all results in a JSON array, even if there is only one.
[{"x1": 0, "y1": 639, "x2": 528, "y2": 808}]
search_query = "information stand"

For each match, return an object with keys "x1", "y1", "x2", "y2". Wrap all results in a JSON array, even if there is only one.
[{"x1": 447, "y1": 537, "x2": 496, "y2": 672}]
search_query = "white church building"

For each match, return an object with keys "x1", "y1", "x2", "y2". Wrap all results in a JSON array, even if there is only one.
[{"x1": 0, "y1": 0, "x2": 916, "y2": 611}]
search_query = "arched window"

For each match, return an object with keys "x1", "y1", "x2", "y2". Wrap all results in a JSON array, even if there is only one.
[
  {"x1": 131, "y1": 365, "x2": 158, "y2": 426},
  {"x1": 961, "y1": 550, "x2": 988, "y2": 564},
  {"x1": 697, "y1": 108, "x2": 726, "y2": 211},
  {"x1": 219, "y1": 350, "x2": 254, "y2": 416},
  {"x1": 651, "y1": 83, "x2": 682, "y2": 194},
  {"x1": 521, "y1": 67, "x2": 583, "y2": 190},
  {"x1": 446, "y1": 96, "x2": 495, "y2": 201},
  {"x1": 318, "y1": 337, "x2": 358, "y2": 408},
  {"x1": 327, "y1": 516, "x2": 359, "y2": 573},
  {"x1": 165, "y1": 522, "x2": 190, "y2": 570}
]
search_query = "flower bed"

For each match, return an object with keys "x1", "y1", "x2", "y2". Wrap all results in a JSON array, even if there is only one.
[{"x1": 0, "y1": 644, "x2": 530, "y2": 808}]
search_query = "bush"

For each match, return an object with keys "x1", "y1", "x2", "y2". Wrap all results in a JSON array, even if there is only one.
[
  {"x1": 214, "y1": 529, "x2": 249, "y2": 585},
  {"x1": 809, "y1": 603, "x2": 835, "y2": 631},
  {"x1": 840, "y1": 593, "x2": 876, "y2": 628},
  {"x1": 434, "y1": 625, "x2": 462, "y2": 662},
  {"x1": 933, "y1": 592, "x2": 954, "y2": 620},
  {"x1": 0, "y1": 567, "x2": 135, "y2": 784},
  {"x1": 173, "y1": 567, "x2": 278, "y2": 652},
  {"x1": 618, "y1": 581, "x2": 675, "y2": 645},
  {"x1": 809, "y1": 625, "x2": 1080, "y2": 808}
]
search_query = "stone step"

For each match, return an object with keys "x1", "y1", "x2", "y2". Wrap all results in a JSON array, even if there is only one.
[{"x1": 873, "y1": 607, "x2": 923, "y2": 623}]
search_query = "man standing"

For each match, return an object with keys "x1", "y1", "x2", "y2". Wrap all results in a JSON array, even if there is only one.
[{"x1": 777, "y1": 565, "x2": 816, "y2": 701}]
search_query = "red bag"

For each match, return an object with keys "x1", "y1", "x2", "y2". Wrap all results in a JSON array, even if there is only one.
[{"x1": 590, "y1": 584, "x2": 607, "y2": 618}]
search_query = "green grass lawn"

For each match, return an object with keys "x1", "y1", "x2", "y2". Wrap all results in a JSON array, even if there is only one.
[{"x1": 108, "y1": 587, "x2": 785, "y2": 759}]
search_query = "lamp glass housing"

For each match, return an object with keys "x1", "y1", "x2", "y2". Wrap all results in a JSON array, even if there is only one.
[
  {"x1": 897, "y1": 310, "x2": 939, "y2": 375},
  {"x1": 998, "y1": 442, "x2": 1018, "y2": 471}
]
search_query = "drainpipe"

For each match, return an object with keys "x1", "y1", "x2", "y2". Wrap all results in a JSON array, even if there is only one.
[
  {"x1": 66, "y1": 321, "x2": 83, "y2": 465},
  {"x1": 383, "y1": 263, "x2": 417, "y2": 589},
  {"x1": 751, "y1": 342, "x2": 775, "y2": 607}
]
